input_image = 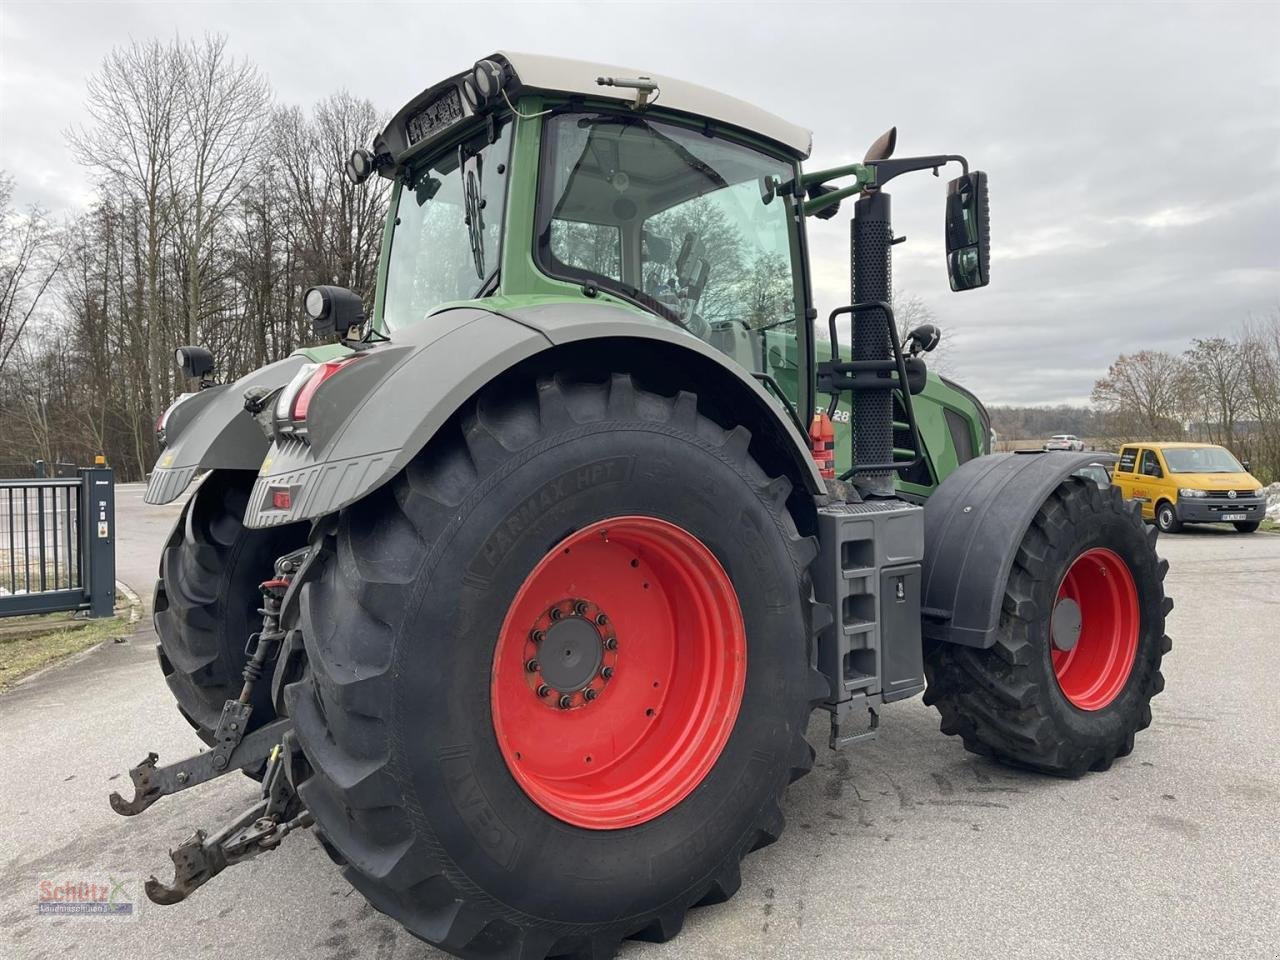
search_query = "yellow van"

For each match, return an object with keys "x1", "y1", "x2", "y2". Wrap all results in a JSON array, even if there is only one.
[{"x1": 1112, "y1": 442, "x2": 1266, "y2": 533}]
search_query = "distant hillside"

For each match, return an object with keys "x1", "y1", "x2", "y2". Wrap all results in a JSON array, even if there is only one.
[{"x1": 988, "y1": 405, "x2": 1104, "y2": 441}]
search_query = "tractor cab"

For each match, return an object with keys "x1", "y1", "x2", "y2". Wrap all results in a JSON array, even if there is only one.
[
  {"x1": 340, "y1": 52, "x2": 989, "y2": 492},
  {"x1": 356, "y1": 52, "x2": 819, "y2": 425}
]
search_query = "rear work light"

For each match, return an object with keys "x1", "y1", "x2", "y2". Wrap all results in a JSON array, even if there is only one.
[{"x1": 274, "y1": 357, "x2": 360, "y2": 436}]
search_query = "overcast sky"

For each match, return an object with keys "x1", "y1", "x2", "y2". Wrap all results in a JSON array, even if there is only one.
[{"x1": 2, "y1": 1, "x2": 1277, "y2": 405}]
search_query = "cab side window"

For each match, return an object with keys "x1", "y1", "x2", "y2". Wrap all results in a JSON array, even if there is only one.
[
  {"x1": 1140, "y1": 450, "x2": 1163, "y2": 478},
  {"x1": 1117, "y1": 447, "x2": 1138, "y2": 473}
]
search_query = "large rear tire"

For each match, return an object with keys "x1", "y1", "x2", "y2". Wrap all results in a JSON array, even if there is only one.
[
  {"x1": 923, "y1": 479, "x2": 1171, "y2": 777},
  {"x1": 286, "y1": 373, "x2": 825, "y2": 959},
  {"x1": 153, "y1": 470, "x2": 308, "y2": 741}
]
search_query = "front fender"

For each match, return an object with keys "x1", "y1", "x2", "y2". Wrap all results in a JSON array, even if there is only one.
[
  {"x1": 243, "y1": 300, "x2": 821, "y2": 529},
  {"x1": 145, "y1": 355, "x2": 310, "y2": 504},
  {"x1": 921, "y1": 450, "x2": 1105, "y2": 648}
]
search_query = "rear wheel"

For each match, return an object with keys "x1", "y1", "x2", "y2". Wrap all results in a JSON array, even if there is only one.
[
  {"x1": 1155, "y1": 500, "x2": 1181, "y2": 533},
  {"x1": 1233, "y1": 521, "x2": 1260, "y2": 534},
  {"x1": 924, "y1": 480, "x2": 1171, "y2": 776},
  {"x1": 153, "y1": 470, "x2": 308, "y2": 741},
  {"x1": 286, "y1": 373, "x2": 825, "y2": 959}
]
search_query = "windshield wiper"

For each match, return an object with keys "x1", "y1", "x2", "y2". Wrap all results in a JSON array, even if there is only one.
[{"x1": 460, "y1": 145, "x2": 485, "y2": 280}]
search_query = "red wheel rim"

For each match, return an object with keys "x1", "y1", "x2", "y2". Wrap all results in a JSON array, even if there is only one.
[
  {"x1": 491, "y1": 516, "x2": 746, "y2": 830},
  {"x1": 1051, "y1": 547, "x2": 1139, "y2": 710}
]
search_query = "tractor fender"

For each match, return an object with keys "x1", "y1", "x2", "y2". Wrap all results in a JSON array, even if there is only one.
[
  {"x1": 921, "y1": 450, "x2": 1105, "y2": 648},
  {"x1": 242, "y1": 301, "x2": 822, "y2": 529},
  {"x1": 145, "y1": 355, "x2": 310, "y2": 504}
]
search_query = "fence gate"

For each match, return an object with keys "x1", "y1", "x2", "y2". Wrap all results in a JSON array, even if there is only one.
[{"x1": 0, "y1": 468, "x2": 115, "y2": 618}]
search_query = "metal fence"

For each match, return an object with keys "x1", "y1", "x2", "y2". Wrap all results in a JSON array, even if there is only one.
[{"x1": 0, "y1": 468, "x2": 116, "y2": 618}]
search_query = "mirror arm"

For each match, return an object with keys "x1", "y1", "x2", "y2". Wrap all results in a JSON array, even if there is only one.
[
  {"x1": 873, "y1": 154, "x2": 968, "y2": 187},
  {"x1": 803, "y1": 182, "x2": 863, "y2": 218},
  {"x1": 799, "y1": 161, "x2": 873, "y2": 188}
]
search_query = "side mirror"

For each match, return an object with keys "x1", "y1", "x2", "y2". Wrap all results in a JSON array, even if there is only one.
[
  {"x1": 1242, "y1": 459, "x2": 1251, "y2": 471},
  {"x1": 305, "y1": 285, "x2": 366, "y2": 341},
  {"x1": 906, "y1": 323, "x2": 941, "y2": 356},
  {"x1": 945, "y1": 171, "x2": 990, "y2": 291},
  {"x1": 174, "y1": 345, "x2": 214, "y2": 385}
]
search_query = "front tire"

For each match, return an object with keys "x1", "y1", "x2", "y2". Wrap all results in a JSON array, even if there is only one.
[
  {"x1": 1233, "y1": 521, "x2": 1260, "y2": 533},
  {"x1": 924, "y1": 479, "x2": 1171, "y2": 777},
  {"x1": 287, "y1": 373, "x2": 825, "y2": 959},
  {"x1": 1155, "y1": 500, "x2": 1182, "y2": 533}
]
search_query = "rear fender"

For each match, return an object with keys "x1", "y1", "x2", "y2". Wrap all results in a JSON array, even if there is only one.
[
  {"x1": 145, "y1": 356, "x2": 310, "y2": 504},
  {"x1": 921, "y1": 450, "x2": 1107, "y2": 648},
  {"x1": 242, "y1": 302, "x2": 822, "y2": 528}
]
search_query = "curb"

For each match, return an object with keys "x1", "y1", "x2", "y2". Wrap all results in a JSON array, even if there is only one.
[{"x1": 115, "y1": 580, "x2": 143, "y2": 624}]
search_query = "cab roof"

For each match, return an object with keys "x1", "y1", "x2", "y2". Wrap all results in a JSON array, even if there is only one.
[
  {"x1": 376, "y1": 52, "x2": 812, "y2": 166},
  {"x1": 499, "y1": 52, "x2": 812, "y2": 158}
]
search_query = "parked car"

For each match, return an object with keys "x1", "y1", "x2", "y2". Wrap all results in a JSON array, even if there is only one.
[
  {"x1": 1045, "y1": 434, "x2": 1086, "y2": 451},
  {"x1": 1073, "y1": 460, "x2": 1114, "y2": 488},
  {"x1": 1111, "y1": 442, "x2": 1266, "y2": 533}
]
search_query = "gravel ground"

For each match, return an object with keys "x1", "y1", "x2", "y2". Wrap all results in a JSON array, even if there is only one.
[{"x1": 1, "y1": 499, "x2": 1276, "y2": 960}]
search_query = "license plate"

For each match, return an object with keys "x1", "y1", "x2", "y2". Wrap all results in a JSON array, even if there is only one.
[{"x1": 1221, "y1": 513, "x2": 1247, "y2": 521}]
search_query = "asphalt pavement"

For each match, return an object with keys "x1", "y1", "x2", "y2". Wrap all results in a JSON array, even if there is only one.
[{"x1": 1, "y1": 487, "x2": 1277, "y2": 960}]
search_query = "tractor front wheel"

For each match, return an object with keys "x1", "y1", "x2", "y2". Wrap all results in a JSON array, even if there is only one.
[
  {"x1": 1155, "y1": 500, "x2": 1182, "y2": 533},
  {"x1": 924, "y1": 479, "x2": 1171, "y2": 776},
  {"x1": 286, "y1": 373, "x2": 825, "y2": 959}
]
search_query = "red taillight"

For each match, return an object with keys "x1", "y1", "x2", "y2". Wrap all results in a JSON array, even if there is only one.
[
  {"x1": 270, "y1": 487, "x2": 292, "y2": 510},
  {"x1": 291, "y1": 358, "x2": 357, "y2": 421},
  {"x1": 809, "y1": 412, "x2": 835, "y2": 480}
]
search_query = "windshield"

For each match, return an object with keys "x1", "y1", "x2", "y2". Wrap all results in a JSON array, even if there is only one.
[
  {"x1": 1161, "y1": 446, "x2": 1245, "y2": 473},
  {"x1": 382, "y1": 122, "x2": 511, "y2": 329},
  {"x1": 536, "y1": 111, "x2": 800, "y2": 373}
]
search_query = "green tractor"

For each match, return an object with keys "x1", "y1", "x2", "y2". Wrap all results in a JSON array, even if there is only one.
[{"x1": 118, "y1": 53, "x2": 1170, "y2": 960}]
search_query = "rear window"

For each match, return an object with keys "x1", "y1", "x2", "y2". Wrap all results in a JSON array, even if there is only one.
[{"x1": 1117, "y1": 447, "x2": 1138, "y2": 473}]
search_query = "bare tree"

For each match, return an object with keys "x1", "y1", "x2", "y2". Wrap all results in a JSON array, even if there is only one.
[
  {"x1": 67, "y1": 38, "x2": 179, "y2": 417},
  {"x1": 0, "y1": 174, "x2": 65, "y2": 374},
  {"x1": 167, "y1": 35, "x2": 272, "y2": 346},
  {"x1": 1090, "y1": 350, "x2": 1188, "y2": 439},
  {"x1": 1183, "y1": 336, "x2": 1246, "y2": 445},
  {"x1": 274, "y1": 93, "x2": 388, "y2": 302}
]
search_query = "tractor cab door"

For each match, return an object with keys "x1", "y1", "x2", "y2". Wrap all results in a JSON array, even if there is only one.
[{"x1": 535, "y1": 109, "x2": 813, "y2": 423}]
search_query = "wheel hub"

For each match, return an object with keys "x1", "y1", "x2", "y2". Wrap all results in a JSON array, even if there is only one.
[
  {"x1": 540, "y1": 616, "x2": 604, "y2": 691},
  {"x1": 524, "y1": 600, "x2": 617, "y2": 708},
  {"x1": 1051, "y1": 597, "x2": 1083, "y2": 651}
]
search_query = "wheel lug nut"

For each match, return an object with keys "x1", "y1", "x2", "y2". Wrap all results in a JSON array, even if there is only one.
[
  {"x1": 595, "y1": 613, "x2": 608, "y2": 626},
  {"x1": 604, "y1": 637, "x2": 617, "y2": 650},
  {"x1": 601, "y1": 666, "x2": 614, "y2": 681},
  {"x1": 530, "y1": 629, "x2": 544, "y2": 644},
  {"x1": 558, "y1": 694, "x2": 573, "y2": 709},
  {"x1": 584, "y1": 688, "x2": 598, "y2": 702},
  {"x1": 574, "y1": 601, "x2": 588, "y2": 616},
  {"x1": 525, "y1": 658, "x2": 539, "y2": 673},
  {"x1": 550, "y1": 608, "x2": 562, "y2": 620},
  {"x1": 537, "y1": 684, "x2": 551, "y2": 698}
]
